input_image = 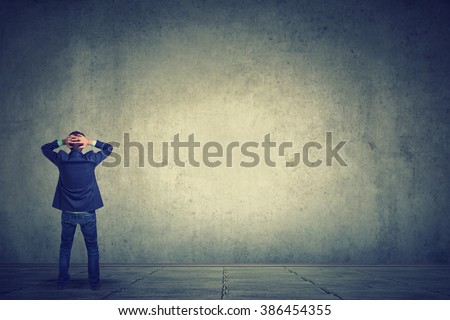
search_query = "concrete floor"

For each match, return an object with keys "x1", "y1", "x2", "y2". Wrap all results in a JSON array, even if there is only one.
[{"x1": 1, "y1": 265, "x2": 449, "y2": 300}]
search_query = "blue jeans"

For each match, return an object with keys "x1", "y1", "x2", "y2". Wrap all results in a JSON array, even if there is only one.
[{"x1": 58, "y1": 211, "x2": 100, "y2": 288}]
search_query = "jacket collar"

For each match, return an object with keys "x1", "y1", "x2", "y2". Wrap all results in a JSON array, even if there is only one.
[{"x1": 69, "y1": 146, "x2": 83, "y2": 156}]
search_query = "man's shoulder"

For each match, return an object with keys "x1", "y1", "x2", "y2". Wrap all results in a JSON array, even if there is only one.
[{"x1": 83, "y1": 150, "x2": 96, "y2": 159}]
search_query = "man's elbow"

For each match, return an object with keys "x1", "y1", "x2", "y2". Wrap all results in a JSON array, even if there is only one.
[
  {"x1": 40, "y1": 144, "x2": 48, "y2": 153},
  {"x1": 104, "y1": 143, "x2": 114, "y2": 156}
]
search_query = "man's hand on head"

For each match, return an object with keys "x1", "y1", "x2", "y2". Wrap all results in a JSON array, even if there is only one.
[
  {"x1": 71, "y1": 134, "x2": 92, "y2": 149},
  {"x1": 63, "y1": 135, "x2": 82, "y2": 149}
]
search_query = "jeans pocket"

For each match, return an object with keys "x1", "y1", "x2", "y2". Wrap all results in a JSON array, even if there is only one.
[{"x1": 83, "y1": 212, "x2": 96, "y2": 225}]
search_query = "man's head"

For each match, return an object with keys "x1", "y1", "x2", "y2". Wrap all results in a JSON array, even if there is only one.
[
  {"x1": 69, "y1": 131, "x2": 85, "y2": 137},
  {"x1": 68, "y1": 131, "x2": 85, "y2": 150}
]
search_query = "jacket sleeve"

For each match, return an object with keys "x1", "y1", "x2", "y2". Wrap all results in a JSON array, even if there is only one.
[
  {"x1": 41, "y1": 139, "x2": 62, "y2": 165},
  {"x1": 93, "y1": 140, "x2": 114, "y2": 165}
]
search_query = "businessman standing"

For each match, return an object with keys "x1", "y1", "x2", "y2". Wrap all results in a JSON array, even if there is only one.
[{"x1": 41, "y1": 131, "x2": 113, "y2": 290}]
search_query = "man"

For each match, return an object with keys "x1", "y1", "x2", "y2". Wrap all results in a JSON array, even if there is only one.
[{"x1": 41, "y1": 131, "x2": 113, "y2": 290}]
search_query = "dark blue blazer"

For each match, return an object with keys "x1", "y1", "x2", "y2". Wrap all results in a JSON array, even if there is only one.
[{"x1": 41, "y1": 140, "x2": 113, "y2": 211}]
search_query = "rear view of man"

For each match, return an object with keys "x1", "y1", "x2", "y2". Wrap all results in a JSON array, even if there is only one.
[{"x1": 41, "y1": 131, "x2": 113, "y2": 290}]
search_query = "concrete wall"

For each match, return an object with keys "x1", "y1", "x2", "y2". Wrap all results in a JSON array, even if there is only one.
[{"x1": 1, "y1": 0, "x2": 449, "y2": 264}]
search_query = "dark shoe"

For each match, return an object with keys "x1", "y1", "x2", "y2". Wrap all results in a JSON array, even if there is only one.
[{"x1": 91, "y1": 281, "x2": 103, "y2": 291}]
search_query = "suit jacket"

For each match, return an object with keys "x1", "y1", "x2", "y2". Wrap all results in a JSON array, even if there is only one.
[{"x1": 41, "y1": 140, "x2": 113, "y2": 211}]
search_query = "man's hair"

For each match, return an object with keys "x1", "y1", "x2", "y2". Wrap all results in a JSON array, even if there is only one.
[{"x1": 69, "y1": 131, "x2": 85, "y2": 137}]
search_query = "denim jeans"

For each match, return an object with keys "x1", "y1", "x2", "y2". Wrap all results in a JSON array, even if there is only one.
[{"x1": 58, "y1": 211, "x2": 100, "y2": 288}]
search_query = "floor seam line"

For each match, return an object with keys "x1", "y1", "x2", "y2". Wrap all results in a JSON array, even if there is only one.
[
  {"x1": 102, "y1": 266, "x2": 164, "y2": 299},
  {"x1": 284, "y1": 267, "x2": 343, "y2": 300},
  {"x1": 221, "y1": 266, "x2": 229, "y2": 300}
]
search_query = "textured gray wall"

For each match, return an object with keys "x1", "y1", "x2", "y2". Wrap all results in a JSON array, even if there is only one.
[{"x1": 1, "y1": 0, "x2": 449, "y2": 264}]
